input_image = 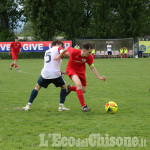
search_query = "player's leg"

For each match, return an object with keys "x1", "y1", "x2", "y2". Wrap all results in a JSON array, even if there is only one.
[
  {"x1": 10, "y1": 55, "x2": 15, "y2": 69},
  {"x1": 82, "y1": 86, "x2": 86, "y2": 93},
  {"x1": 67, "y1": 84, "x2": 76, "y2": 92},
  {"x1": 23, "y1": 83, "x2": 41, "y2": 111},
  {"x1": 71, "y1": 75, "x2": 85, "y2": 106},
  {"x1": 120, "y1": 53, "x2": 122, "y2": 59},
  {"x1": 110, "y1": 52, "x2": 112, "y2": 58},
  {"x1": 23, "y1": 75, "x2": 47, "y2": 111},
  {"x1": 67, "y1": 85, "x2": 86, "y2": 94},
  {"x1": 108, "y1": 52, "x2": 111, "y2": 58},
  {"x1": 10, "y1": 61, "x2": 14, "y2": 69},
  {"x1": 59, "y1": 84, "x2": 70, "y2": 111},
  {"x1": 71, "y1": 75, "x2": 90, "y2": 112},
  {"x1": 13, "y1": 59, "x2": 18, "y2": 70},
  {"x1": 53, "y1": 76, "x2": 70, "y2": 111},
  {"x1": 79, "y1": 76, "x2": 91, "y2": 112},
  {"x1": 29, "y1": 83, "x2": 41, "y2": 104}
]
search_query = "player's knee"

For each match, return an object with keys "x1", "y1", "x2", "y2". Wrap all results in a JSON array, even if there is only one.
[
  {"x1": 61, "y1": 84, "x2": 66, "y2": 89},
  {"x1": 76, "y1": 83, "x2": 82, "y2": 89},
  {"x1": 35, "y1": 84, "x2": 41, "y2": 91},
  {"x1": 82, "y1": 89, "x2": 86, "y2": 93}
]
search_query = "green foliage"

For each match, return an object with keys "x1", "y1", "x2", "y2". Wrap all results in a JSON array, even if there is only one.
[
  {"x1": 56, "y1": 0, "x2": 92, "y2": 38},
  {"x1": 0, "y1": 30, "x2": 14, "y2": 42},
  {"x1": 0, "y1": 0, "x2": 23, "y2": 41},
  {"x1": 23, "y1": 0, "x2": 59, "y2": 40},
  {"x1": 1, "y1": 0, "x2": 150, "y2": 40},
  {"x1": 89, "y1": 0, "x2": 147, "y2": 38},
  {"x1": 18, "y1": 22, "x2": 33, "y2": 37}
]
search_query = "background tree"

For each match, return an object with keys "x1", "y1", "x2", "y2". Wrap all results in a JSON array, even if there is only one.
[
  {"x1": 56, "y1": 0, "x2": 92, "y2": 39},
  {"x1": 88, "y1": 0, "x2": 147, "y2": 39},
  {"x1": 1, "y1": 0, "x2": 150, "y2": 41},
  {"x1": 18, "y1": 21, "x2": 33, "y2": 38},
  {"x1": 114, "y1": 0, "x2": 146, "y2": 38},
  {"x1": 0, "y1": 0, "x2": 23, "y2": 41},
  {"x1": 23, "y1": 0, "x2": 61, "y2": 41}
]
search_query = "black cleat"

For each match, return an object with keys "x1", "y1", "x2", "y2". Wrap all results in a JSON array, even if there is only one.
[
  {"x1": 9, "y1": 67, "x2": 12, "y2": 70},
  {"x1": 82, "y1": 105, "x2": 91, "y2": 112},
  {"x1": 66, "y1": 84, "x2": 71, "y2": 96}
]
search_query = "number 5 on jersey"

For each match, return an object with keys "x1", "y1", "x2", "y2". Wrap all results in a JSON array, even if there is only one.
[{"x1": 46, "y1": 52, "x2": 51, "y2": 63}]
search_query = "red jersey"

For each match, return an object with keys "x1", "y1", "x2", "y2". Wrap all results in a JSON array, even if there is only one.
[
  {"x1": 66, "y1": 47, "x2": 93, "y2": 74},
  {"x1": 10, "y1": 42, "x2": 22, "y2": 53}
]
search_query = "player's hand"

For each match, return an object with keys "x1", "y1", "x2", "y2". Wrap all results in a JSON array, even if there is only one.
[
  {"x1": 61, "y1": 71, "x2": 67, "y2": 75},
  {"x1": 54, "y1": 55, "x2": 61, "y2": 61},
  {"x1": 9, "y1": 52, "x2": 11, "y2": 56},
  {"x1": 99, "y1": 76, "x2": 106, "y2": 81}
]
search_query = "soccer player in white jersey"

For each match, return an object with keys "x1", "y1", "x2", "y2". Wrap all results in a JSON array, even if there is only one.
[
  {"x1": 23, "y1": 40, "x2": 70, "y2": 111},
  {"x1": 107, "y1": 43, "x2": 112, "y2": 58}
]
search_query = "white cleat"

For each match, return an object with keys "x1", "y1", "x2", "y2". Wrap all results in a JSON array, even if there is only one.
[
  {"x1": 58, "y1": 104, "x2": 70, "y2": 111},
  {"x1": 22, "y1": 104, "x2": 30, "y2": 111}
]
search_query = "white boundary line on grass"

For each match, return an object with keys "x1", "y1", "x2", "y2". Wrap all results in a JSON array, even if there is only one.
[{"x1": 18, "y1": 69, "x2": 39, "y2": 75}]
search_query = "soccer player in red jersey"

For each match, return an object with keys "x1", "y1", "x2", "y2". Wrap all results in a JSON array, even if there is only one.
[
  {"x1": 9, "y1": 37, "x2": 22, "y2": 70},
  {"x1": 54, "y1": 43, "x2": 106, "y2": 112}
]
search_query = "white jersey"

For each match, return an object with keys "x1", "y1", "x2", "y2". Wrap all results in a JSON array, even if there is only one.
[
  {"x1": 107, "y1": 44, "x2": 112, "y2": 52},
  {"x1": 41, "y1": 46, "x2": 63, "y2": 79}
]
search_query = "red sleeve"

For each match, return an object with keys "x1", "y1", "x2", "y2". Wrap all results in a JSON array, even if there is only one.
[
  {"x1": 67, "y1": 47, "x2": 74, "y2": 55},
  {"x1": 58, "y1": 47, "x2": 63, "y2": 52}
]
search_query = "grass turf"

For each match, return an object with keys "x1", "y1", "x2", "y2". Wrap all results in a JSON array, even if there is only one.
[{"x1": 0, "y1": 58, "x2": 149, "y2": 150}]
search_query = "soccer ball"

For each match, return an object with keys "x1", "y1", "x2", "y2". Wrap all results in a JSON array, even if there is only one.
[{"x1": 105, "y1": 101, "x2": 118, "y2": 114}]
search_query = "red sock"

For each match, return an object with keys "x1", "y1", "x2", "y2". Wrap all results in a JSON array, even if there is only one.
[
  {"x1": 11, "y1": 63, "x2": 14, "y2": 68},
  {"x1": 76, "y1": 89, "x2": 86, "y2": 107},
  {"x1": 70, "y1": 86, "x2": 76, "y2": 91},
  {"x1": 15, "y1": 65, "x2": 17, "y2": 69}
]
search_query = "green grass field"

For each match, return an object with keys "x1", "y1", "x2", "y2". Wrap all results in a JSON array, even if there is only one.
[{"x1": 0, "y1": 58, "x2": 150, "y2": 150}]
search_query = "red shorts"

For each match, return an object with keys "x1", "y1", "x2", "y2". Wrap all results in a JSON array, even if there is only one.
[
  {"x1": 67, "y1": 70, "x2": 87, "y2": 86},
  {"x1": 12, "y1": 52, "x2": 19, "y2": 60}
]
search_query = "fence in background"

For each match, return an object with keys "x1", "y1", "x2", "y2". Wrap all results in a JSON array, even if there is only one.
[{"x1": 76, "y1": 38, "x2": 134, "y2": 58}]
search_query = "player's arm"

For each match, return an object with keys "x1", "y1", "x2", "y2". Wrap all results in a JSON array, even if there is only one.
[
  {"x1": 54, "y1": 47, "x2": 69, "y2": 61},
  {"x1": 20, "y1": 47, "x2": 22, "y2": 52},
  {"x1": 90, "y1": 64, "x2": 106, "y2": 81},
  {"x1": 61, "y1": 70, "x2": 67, "y2": 75},
  {"x1": 19, "y1": 43, "x2": 22, "y2": 52},
  {"x1": 9, "y1": 46, "x2": 12, "y2": 56}
]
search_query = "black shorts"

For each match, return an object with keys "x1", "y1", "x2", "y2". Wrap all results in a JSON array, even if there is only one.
[
  {"x1": 37, "y1": 75, "x2": 65, "y2": 88},
  {"x1": 108, "y1": 51, "x2": 112, "y2": 55}
]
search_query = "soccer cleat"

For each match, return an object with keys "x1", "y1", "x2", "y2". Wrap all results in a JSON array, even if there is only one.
[
  {"x1": 66, "y1": 84, "x2": 71, "y2": 96},
  {"x1": 15, "y1": 68, "x2": 18, "y2": 70},
  {"x1": 22, "y1": 104, "x2": 30, "y2": 111},
  {"x1": 82, "y1": 105, "x2": 91, "y2": 112},
  {"x1": 58, "y1": 104, "x2": 70, "y2": 111},
  {"x1": 9, "y1": 67, "x2": 12, "y2": 70}
]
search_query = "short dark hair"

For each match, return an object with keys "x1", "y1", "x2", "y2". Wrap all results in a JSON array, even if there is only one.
[
  {"x1": 83, "y1": 43, "x2": 93, "y2": 50},
  {"x1": 15, "y1": 36, "x2": 18, "y2": 39},
  {"x1": 52, "y1": 40, "x2": 64, "y2": 47}
]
